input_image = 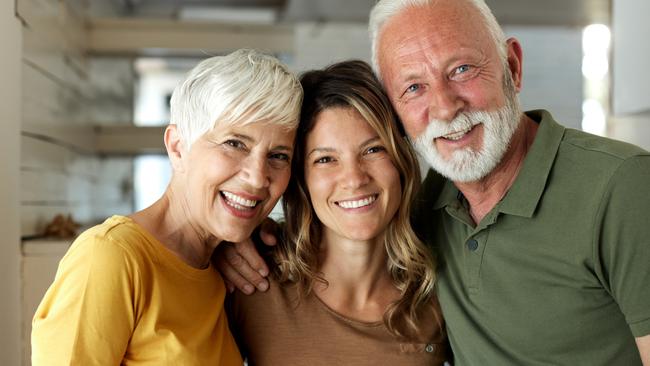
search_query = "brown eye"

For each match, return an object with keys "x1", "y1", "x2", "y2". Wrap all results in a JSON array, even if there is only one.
[
  {"x1": 365, "y1": 146, "x2": 386, "y2": 154},
  {"x1": 315, "y1": 156, "x2": 333, "y2": 164},
  {"x1": 224, "y1": 139, "x2": 246, "y2": 150}
]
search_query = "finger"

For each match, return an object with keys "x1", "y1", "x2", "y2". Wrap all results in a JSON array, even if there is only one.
[
  {"x1": 224, "y1": 243, "x2": 269, "y2": 291},
  {"x1": 214, "y1": 244, "x2": 258, "y2": 294},
  {"x1": 235, "y1": 239, "x2": 270, "y2": 277},
  {"x1": 217, "y1": 256, "x2": 256, "y2": 295},
  {"x1": 223, "y1": 279, "x2": 235, "y2": 293},
  {"x1": 259, "y1": 229, "x2": 277, "y2": 247},
  {"x1": 259, "y1": 218, "x2": 279, "y2": 246}
]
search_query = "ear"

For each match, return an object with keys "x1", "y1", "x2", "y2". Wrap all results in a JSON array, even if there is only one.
[
  {"x1": 164, "y1": 124, "x2": 186, "y2": 172},
  {"x1": 505, "y1": 37, "x2": 524, "y2": 92}
]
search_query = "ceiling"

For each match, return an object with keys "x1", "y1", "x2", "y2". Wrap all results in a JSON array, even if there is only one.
[{"x1": 96, "y1": 0, "x2": 611, "y2": 26}]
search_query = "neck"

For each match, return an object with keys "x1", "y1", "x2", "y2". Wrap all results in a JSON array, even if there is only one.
[
  {"x1": 129, "y1": 183, "x2": 221, "y2": 269},
  {"x1": 455, "y1": 114, "x2": 539, "y2": 224},
  {"x1": 315, "y1": 232, "x2": 398, "y2": 322}
]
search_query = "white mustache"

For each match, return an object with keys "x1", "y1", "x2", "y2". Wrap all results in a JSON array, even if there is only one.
[{"x1": 426, "y1": 111, "x2": 491, "y2": 139}]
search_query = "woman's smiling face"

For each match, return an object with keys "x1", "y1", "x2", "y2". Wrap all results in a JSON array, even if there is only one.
[
  {"x1": 180, "y1": 121, "x2": 295, "y2": 243},
  {"x1": 304, "y1": 107, "x2": 401, "y2": 243}
]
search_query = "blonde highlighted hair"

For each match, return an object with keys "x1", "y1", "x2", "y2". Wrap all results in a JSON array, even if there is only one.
[
  {"x1": 274, "y1": 60, "x2": 440, "y2": 341},
  {"x1": 170, "y1": 49, "x2": 302, "y2": 149}
]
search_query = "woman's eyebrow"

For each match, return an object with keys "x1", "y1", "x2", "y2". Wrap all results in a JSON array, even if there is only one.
[{"x1": 307, "y1": 147, "x2": 335, "y2": 158}]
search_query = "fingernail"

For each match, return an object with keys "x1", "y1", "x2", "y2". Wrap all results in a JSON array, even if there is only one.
[
  {"x1": 243, "y1": 284, "x2": 254, "y2": 294},
  {"x1": 257, "y1": 281, "x2": 268, "y2": 291},
  {"x1": 258, "y1": 268, "x2": 268, "y2": 277}
]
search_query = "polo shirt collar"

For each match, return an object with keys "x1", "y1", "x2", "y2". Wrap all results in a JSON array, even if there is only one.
[{"x1": 432, "y1": 110, "x2": 566, "y2": 218}]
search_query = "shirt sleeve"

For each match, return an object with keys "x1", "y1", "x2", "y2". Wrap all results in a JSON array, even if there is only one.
[
  {"x1": 595, "y1": 154, "x2": 650, "y2": 337},
  {"x1": 32, "y1": 232, "x2": 139, "y2": 365}
]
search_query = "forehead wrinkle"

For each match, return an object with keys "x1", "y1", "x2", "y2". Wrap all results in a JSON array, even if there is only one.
[{"x1": 382, "y1": 10, "x2": 495, "y2": 82}]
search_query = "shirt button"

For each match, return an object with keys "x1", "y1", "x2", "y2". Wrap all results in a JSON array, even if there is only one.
[
  {"x1": 467, "y1": 239, "x2": 479, "y2": 251},
  {"x1": 425, "y1": 344, "x2": 435, "y2": 353}
]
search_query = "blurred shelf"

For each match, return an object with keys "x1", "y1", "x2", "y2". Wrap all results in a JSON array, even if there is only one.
[{"x1": 21, "y1": 238, "x2": 72, "y2": 256}]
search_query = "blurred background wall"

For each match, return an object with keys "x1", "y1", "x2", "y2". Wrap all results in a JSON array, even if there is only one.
[
  {"x1": 1, "y1": 1, "x2": 22, "y2": 365},
  {"x1": 2, "y1": 0, "x2": 649, "y2": 364}
]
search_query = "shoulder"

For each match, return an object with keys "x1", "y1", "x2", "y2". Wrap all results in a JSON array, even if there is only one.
[
  {"x1": 561, "y1": 128, "x2": 649, "y2": 163},
  {"x1": 231, "y1": 276, "x2": 299, "y2": 312},
  {"x1": 64, "y1": 215, "x2": 150, "y2": 271},
  {"x1": 228, "y1": 275, "x2": 303, "y2": 331},
  {"x1": 557, "y1": 129, "x2": 650, "y2": 192}
]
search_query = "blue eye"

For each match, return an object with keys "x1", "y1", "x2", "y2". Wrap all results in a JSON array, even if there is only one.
[
  {"x1": 406, "y1": 84, "x2": 420, "y2": 93},
  {"x1": 455, "y1": 65, "x2": 471, "y2": 74}
]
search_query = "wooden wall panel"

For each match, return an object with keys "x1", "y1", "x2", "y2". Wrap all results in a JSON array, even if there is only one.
[
  {"x1": 21, "y1": 169, "x2": 94, "y2": 203},
  {"x1": 20, "y1": 135, "x2": 96, "y2": 237},
  {"x1": 19, "y1": 0, "x2": 133, "y2": 239}
]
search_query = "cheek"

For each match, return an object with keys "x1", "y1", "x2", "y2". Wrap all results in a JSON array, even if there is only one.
[
  {"x1": 396, "y1": 102, "x2": 429, "y2": 139},
  {"x1": 377, "y1": 162, "x2": 403, "y2": 210},
  {"x1": 270, "y1": 169, "x2": 292, "y2": 197},
  {"x1": 388, "y1": 170, "x2": 403, "y2": 203},
  {"x1": 461, "y1": 79, "x2": 505, "y2": 110},
  {"x1": 304, "y1": 172, "x2": 329, "y2": 206}
]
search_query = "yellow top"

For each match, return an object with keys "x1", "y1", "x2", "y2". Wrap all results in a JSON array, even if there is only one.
[{"x1": 32, "y1": 215, "x2": 242, "y2": 366}]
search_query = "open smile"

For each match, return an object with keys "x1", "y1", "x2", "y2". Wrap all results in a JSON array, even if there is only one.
[
  {"x1": 439, "y1": 123, "x2": 479, "y2": 141},
  {"x1": 220, "y1": 191, "x2": 262, "y2": 215},
  {"x1": 335, "y1": 194, "x2": 378, "y2": 209}
]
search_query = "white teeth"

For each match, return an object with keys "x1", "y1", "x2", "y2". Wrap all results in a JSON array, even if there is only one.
[
  {"x1": 337, "y1": 195, "x2": 377, "y2": 209},
  {"x1": 442, "y1": 126, "x2": 473, "y2": 141},
  {"x1": 222, "y1": 191, "x2": 258, "y2": 208}
]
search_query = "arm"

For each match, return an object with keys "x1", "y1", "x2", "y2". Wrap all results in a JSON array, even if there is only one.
[
  {"x1": 214, "y1": 218, "x2": 280, "y2": 294},
  {"x1": 597, "y1": 155, "x2": 650, "y2": 358},
  {"x1": 637, "y1": 335, "x2": 650, "y2": 366},
  {"x1": 32, "y1": 234, "x2": 136, "y2": 365}
]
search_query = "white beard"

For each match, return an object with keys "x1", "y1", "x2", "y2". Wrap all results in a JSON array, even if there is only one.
[{"x1": 412, "y1": 73, "x2": 522, "y2": 183}]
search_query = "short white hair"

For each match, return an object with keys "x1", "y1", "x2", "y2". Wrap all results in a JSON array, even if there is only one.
[
  {"x1": 369, "y1": 0, "x2": 507, "y2": 77},
  {"x1": 170, "y1": 49, "x2": 303, "y2": 149}
]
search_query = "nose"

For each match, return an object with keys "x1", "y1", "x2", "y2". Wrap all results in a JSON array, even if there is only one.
[
  {"x1": 340, "y1": 160, "x2": 370, "y2": 190},
  {"x1": 241, "y1": 154, "x2": 270, "y2": 189},
  {"x1": 428, "y1": 80, "x2": 464, "y2": 122}
]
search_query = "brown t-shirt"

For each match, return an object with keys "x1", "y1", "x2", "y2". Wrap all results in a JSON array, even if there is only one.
[{"x1": 228, "y1": 277, "x2": 448, "y2": 366}]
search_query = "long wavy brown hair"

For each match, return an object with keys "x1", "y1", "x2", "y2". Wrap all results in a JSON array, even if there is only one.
[{"x1": 273, "y1": 60, "x2": 440, "y2": 341}]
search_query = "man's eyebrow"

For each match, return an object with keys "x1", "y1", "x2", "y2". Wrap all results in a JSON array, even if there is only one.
[{"x1": 273, "y1": 145, "x2": 293, "y2": 152}]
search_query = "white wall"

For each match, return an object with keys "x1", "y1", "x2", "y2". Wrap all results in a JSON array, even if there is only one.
[
  {"x1": 612, "y1": 0, "x2": 650, "y2": 115},
  {"x1": 293, "y1": 22, "x2": 371, "y2": 72},
  {"x1": 0, "y1": 1, "x2": 23, "y2": 364},
  {"x1": 610, "y1": 0, "x2": 650, "y2": 149},
  {"x1": 505, "y1": 26, "x2": 584, "y2": 129}
]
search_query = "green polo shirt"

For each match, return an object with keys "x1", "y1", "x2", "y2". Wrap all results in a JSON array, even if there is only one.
[{"x1": 413, "y1": 110, "x2": 650, "y2": 365}]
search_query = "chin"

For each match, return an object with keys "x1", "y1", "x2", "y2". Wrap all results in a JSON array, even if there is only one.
[
  {"x1": 345, "y1": 229, "x2": 382, "y2": 242},
  {"x1": 214, "y1": 223, "x2": 256, "y2": 244}
]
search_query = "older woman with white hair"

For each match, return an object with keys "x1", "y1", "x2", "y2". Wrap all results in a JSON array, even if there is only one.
[{"x1": 31, "y1": 49, "x2": 302, "y2": 365}]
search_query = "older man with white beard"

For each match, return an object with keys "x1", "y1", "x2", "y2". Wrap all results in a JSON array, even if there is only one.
[
  {"x1": 216, "y1": 0, "x2": 650, "y2": 364},
  {"x1": 370, "y1": 0, "x2": 650, "y2": 364}
]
